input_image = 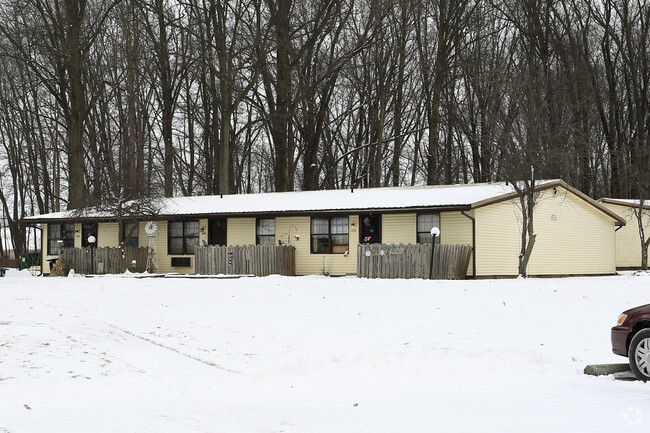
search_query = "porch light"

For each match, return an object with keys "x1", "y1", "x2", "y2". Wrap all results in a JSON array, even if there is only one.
[{"x1": 429, "y1": 227, "x2": 441, "y2": 280}]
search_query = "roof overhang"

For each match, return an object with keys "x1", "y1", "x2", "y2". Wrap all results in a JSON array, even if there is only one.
[
  {"x1": 24, "y1": 204, "x2": 473, "y2": 224},
  {"x1": 599, "y1": 197, "x2": 650, "y2": 212}
]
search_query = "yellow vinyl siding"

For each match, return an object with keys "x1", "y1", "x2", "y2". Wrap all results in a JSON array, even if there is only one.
[
  {"x1": 141, "y1": 220, "x2": 193, "y2": 275},
  {"x1": 475, "y1": 187, "x2": 616, "y2": 277},
  {"x1": 41, "y1": 223, "x2": 53, "y2": 272},
  {"x1": 74, "y1": 223, "x2": 82, "y2": 248},
  {"x1": 474, "y1": 202, "x2": 521, "y2": 277},
  {"x1": 602, "y1": 202, "x2": 645, "y2": 269},
  {"x1": 148, "y1": 220, "x2": 175, "y2": 274},
  {"x1": 158, "y1": 219, "x2": 209, "y2": 274},
  {"x1": 199, "y1": 219, "x2": 209, "y2": 247},
  {"x1": 277, "y1": 215, "x2": 357, "y2": 276},
  {"x1": 41, "y1": 223, "x2": 82, "y2": 273},
  {"x1": 440, "y1": 211, "x2": 474, "y2": 276},
  {"x1": 382, "y1": 213, "x2": 416, "y2": 244},
  {"x1": 227, "y1": 217, "x2": 256, "y2": 246},
  {"x1": 98, "y1": 222, "x2": 119, "y2": 248}
]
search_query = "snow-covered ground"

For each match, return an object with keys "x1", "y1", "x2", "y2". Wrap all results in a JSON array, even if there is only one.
[{"x1": 1, "y1": 269, "x2": 649, "y2": 432}]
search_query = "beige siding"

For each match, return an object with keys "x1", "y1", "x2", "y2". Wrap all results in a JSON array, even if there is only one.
[
  {"x1": 602, "y1": 202, "x2": 645, "y2": 269},
  {"x1": 41, "y1": 223, "x2": 52, "y2": 272},
  {"x1": 135, "y1": 220, "x2": 193, "y2": 275},
  {"x1": 382, "y1": 213, "x2": 416, "y2": 244},
  {"x1": 276, "y1": 215, "x2": 358, "y2": 276},
  {"x1": 41, "y1": 223, "x2": 82, "y2": 273},
  {"x1": 377, "y1": 211, "x2": 476, "y2": 276},
  {"x1": 440, "y1": 211, "x2": 474, "y2": 276},
  {"x1": 475, "y1": 187, "x2": 617, "y2": 277},
  {"x1": 227, "y1": 217, "x2": 256, "y2": 246},
  {"x1": 74, "y1": 223, "x2": 82, "y2": 248},
  {"x1": 145, "y1": 220, "x2": 171, "y2": 274},
  {"x1": 199, "y1": 219, "x2": 209, "y2": 247},
  {"x1": 153, "y1": 219, "x2": 211, "y2": 275},
  {"x1": 474, "y1": 202, "x2": 521, "y2": 277},
  {"x1": 98, "y1": 222, "x2": 119, "y2": 248}
]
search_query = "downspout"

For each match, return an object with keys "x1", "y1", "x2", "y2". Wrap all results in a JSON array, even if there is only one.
[
  {"x1": 615, "y1": 224, "x2": 623, "y2": 273},
  {"x1": 461, "y1": 210, "x2": 476, "y2": 278},
  {"x1": 35, "y1": 225, "x2": 43, "y2": 276}
]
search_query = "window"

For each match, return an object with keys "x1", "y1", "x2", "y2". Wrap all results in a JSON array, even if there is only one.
[
  {"x1": 208, "y1": 219, "x2": 227, "y2": 246},
  {"x1": 257, "y1": 218, "x2": 275, "y2": 245},
  {"x1": 311, "y1": 216, "x2": 349, "y2": 254},
  {"x1": 47, "y1": 223, "x2": 75, "y2": 255},
  {"x1": 81, "y1": 223, "x2": 98, "y2": 248},
  {"x1": 417, "y1": 213, "x2": 441, "y2": 243},
  {"x1": 121, "y1": 222, "x2": 139, "y2": 248},
  {"x1": 360, "y1": 215, "x2": 381, "y2": 244},
  {"x1": 168, "y1": 220, "x2": 200, "y2": 255}
]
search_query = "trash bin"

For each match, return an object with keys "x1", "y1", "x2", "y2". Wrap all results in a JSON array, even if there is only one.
[{"x1": 18, "y1": 253, "x2": 40, "y2": 270}]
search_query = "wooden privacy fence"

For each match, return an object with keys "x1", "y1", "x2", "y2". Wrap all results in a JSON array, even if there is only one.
[
  {"x1": 195, "y1": 245, "x2": 295, "y2": 276},
  {"x1": 357, "y1": 243, "x2": 473, "y2": 280},
  {"x1": 59, "y1": 247, "x2": 148, "y2": 274}
]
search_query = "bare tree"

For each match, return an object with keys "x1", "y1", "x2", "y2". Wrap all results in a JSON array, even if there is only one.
[{"x1": 0, "y1": 0, "x2": 122, "y2": 209}]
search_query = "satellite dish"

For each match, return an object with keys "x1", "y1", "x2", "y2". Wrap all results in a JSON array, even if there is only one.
[{"x1": 145, "y1": 221, "x2": 158, "y2": 235}]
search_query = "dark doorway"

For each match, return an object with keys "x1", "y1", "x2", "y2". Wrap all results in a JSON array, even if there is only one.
[
  {"x1": 82, "y1": 223, "x2": 98, "y2": 248},
  {"x1": 208, "y1": 219, "x2": 227, "y2": 246},
  {"x1": 360, "y1": 215, "x2": 381, "y2": 244}
]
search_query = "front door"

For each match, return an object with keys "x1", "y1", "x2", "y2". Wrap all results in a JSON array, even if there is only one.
[
  {"x1": 360, "y1": 215, "x2": 381, "y2": 244},
  {"x1": 208, "y1": 219, "x2": 227, "y2": 246}
]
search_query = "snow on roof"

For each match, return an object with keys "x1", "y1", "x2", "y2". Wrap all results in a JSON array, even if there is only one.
[
  {"x1": 26, "y1": 180, "x2": 561, "y2": 221},
  {"x1": 599, "y1": 197, "x2": 650, "y2": 211},
  {"x1": 600, "y1": 198, "x2": 643, "y2": 206}
]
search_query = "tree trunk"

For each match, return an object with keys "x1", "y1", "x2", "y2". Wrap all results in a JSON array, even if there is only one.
[
  {"x1": 270, "y1": 0, "x2": 291, "y2": 192},
  {"x1": 66, "y1": 0, "x2": 88, "y2": 209}
]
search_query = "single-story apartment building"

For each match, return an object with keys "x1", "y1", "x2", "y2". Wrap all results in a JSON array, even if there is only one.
[
  {"x1": 25, "y1": 179, "x2": 625, "y2": 278},
  {"x1": 598, "y1": 198, "x2": 650, "y2": 269}
]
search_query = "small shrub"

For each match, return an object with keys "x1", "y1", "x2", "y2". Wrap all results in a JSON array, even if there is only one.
[{"x1": 50, "y1": 260, "x2": 70, "y2": 277}]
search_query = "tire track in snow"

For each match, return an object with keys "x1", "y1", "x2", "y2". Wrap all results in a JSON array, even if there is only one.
[{"x1": 112, "y1": 326, "x2": 241, "y2": 374}]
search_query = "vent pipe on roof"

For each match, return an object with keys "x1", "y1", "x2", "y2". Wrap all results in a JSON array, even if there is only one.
[
  {"x1": 220, "y1": 194, "x2": 223, "y2": 198},
  {"x1": 351, "y1": 187, "x2": 354, "y2": 193}
]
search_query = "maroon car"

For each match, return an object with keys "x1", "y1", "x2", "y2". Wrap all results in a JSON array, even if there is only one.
[{"x1": 611, "y1": 304, "x2": 650, "y2": 381}]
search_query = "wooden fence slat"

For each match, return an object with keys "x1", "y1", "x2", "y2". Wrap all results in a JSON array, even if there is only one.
[
  {"x1": 194, "y1": 245, "x2": 296, "y2": 277},
  {"x1": 58, "y1": 247, "x2": 148, "y2": 275},
  {"x1": 356, "y1": 243, "x2": 472, "y2": 280}
]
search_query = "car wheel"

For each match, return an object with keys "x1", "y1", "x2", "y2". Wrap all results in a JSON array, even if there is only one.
[{"x1": 628, "y1": 328, "x2": 650, "y2": 382}]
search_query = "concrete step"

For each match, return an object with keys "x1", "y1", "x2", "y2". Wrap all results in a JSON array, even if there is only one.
[{"x1": 584, "y1": 363, "x2": 632, "y2": 377}]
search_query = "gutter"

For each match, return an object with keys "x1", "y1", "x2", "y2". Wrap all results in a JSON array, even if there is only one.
[
  {"x1": 461, "y1": 210, "x2": 476, "y2": 278},
  {"x1": 25, "y1": 204, "x2": 474, "y2": 224}
]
